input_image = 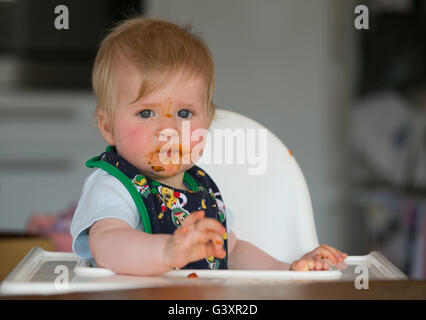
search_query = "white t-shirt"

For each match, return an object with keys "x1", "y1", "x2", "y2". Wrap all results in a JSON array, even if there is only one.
[{"x1": 70, "y1": 169, "x2": 233, "y2": 265}]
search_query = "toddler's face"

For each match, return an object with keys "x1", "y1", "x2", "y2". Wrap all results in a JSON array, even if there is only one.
[{"x1": 100, "y1": 62, "x2": 210, "y2": 181}]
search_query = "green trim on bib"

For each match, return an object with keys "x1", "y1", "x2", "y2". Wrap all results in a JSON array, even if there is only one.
[
  {"x1": 183, "y1": 171, "x2": 198, "y2": 192},
  {"x1": 86, "y1": 154, "x2": 153, "y2": 234}
]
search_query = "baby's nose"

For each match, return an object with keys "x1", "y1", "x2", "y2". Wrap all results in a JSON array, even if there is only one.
[
  {"x1": 156, "y1": 114, "x2": 175, "y2": 128},
  {"x1": 158, "y1": 127, "x2": 180, "y2": 142},
  {"x1": 157, "y1": 114, "x2": 180, "y2": 130}
]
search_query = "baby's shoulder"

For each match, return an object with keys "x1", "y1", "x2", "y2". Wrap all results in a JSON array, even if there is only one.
[
  {"x1": 83, "y1": 168, "x2": 122, "y2": 187},
  {"x1": 76, "y1": 168, "x2": 137, "y2": 217},
  {"x1": 81, "y1": 168, "x2": 131, "y2": 199}
]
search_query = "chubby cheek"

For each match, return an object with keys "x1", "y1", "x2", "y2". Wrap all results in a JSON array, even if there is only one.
[{"x1": 114, "y1": 122, "x2": 153, "y2": 165}]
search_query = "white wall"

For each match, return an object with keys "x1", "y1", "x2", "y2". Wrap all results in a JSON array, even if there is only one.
[
  {"x1": 146, "y1": 0, "x2": 358, "y2": 252},
  {"x1": 0, "y1": 91, "x2": 104, "y2": 230}
]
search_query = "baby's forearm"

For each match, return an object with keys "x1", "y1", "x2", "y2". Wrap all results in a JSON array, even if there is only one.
[
  {"x1": 228, "y1": 239, "x2": 290, "y2": 270},
  {"x1": 90, "y1": 228, "x2": 173, "y2": 276}
]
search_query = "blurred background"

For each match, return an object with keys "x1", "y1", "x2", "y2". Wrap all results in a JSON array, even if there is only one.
[{"x1": 0, "y1": 0, "x2": 425, "y2": 280}]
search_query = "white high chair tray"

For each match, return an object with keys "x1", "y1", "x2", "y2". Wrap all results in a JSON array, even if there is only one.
[
  {"x1": 336, "y1": 252, "x2": 407, "y2": 281},
  {"x1": 0, "y1": 247, "x2": 406, "y2": 296}
]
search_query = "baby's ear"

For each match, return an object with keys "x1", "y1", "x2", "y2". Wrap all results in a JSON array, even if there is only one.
[{"x1": 97, "y1": 110, "x2": 116, "y2": 146}]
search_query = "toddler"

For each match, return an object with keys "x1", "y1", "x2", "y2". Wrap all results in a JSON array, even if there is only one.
[{"x1": 70, "y1": 17, "x2": 347, "y2": 276}]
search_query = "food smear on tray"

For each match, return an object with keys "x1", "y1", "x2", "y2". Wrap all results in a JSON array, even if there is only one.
[{"x1": 187, "y1": 272, "x2": 199, "y2": 279}]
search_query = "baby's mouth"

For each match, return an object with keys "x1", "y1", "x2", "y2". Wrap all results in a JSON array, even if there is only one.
[
  {"x1": 148, "y1": 144, "x2": 187, "y2": 173},
  {"x1": 161, "y1": 148, "x2": 177, "y2": 157}
]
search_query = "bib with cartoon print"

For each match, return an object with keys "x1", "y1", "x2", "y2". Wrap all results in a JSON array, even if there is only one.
[{"x1": 86, "y1": 146, "x2": 228, "y2": 270}]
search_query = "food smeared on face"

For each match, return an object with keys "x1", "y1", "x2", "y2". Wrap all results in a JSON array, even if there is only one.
[
  {"x1": 146, "y1": 143, "x2": 192, "y2": 174},
  {"x1": 161, "y1": 99, "x2": 173, "y2": 119},
  {"x1": 152, "y1": 166, "x2": 165, "y2": 172}
]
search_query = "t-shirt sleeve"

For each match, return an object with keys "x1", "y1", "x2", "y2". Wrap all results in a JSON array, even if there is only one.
[{"x1": 70, "y1": 170, "x2": 142, "y2": 261}]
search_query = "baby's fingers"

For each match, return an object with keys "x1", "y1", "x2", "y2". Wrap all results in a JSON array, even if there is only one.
[
  {"x1": 291, "y1": 259, "x2": 314, "y2": 271},
  {"x1": 314, "y1": 260, "x2": 330, "y2": 270},
  {"x1": 192, "y1": 241, "x2": 225, "y2": 262},
  {"x1": 200, "y1": 231, "x2": 225, "y2": 248},
  {"x1": 320, "y1": 244, "x2": 346, "y2": 261},
  {"x1": 291, "y1": 259, "x2": 330, "y2": 271},
  {"x1": 181, "y1": 210, "x2": 205, "y2": 227},
  {"x1": 211, "y1": 235, "x2": 226, "y2": 258},
  {"x1": 194, "y1": 231, "x2": 226, "y2": 259},
  {"x1": 195, "y1": 217, "x2": 226, "y2": 236},
  {"x1": 313, "y1": 248, "x2": 337, "y2": 263},
  {"x1": 175, "y1": 227, "x2": 223, "y2": 249},
  {"x1": 314, "y1": 245, "x2": 346, "y2": 263}
]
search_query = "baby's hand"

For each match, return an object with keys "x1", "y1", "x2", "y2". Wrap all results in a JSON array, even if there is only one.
[
  {"x1": 290, "y1": 244, "x2": 347, "y2": 271},
  {"x1": 163, "y1": 210, "x2": 226, "y2": 269}
]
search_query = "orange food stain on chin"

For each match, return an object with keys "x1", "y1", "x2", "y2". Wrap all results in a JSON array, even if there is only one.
[
  {"x1": 151, "y1": 166, "x2": 165, "y2": 172},
  {"x1": 146, "y1": 144, "x2": 189, "y2": 175},
  {"x1": 151, "y1": 164, "x2": 182, "y2": 175}
]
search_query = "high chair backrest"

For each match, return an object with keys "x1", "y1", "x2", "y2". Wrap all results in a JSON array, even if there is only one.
[{"x1": 197, "y1": 109, "x2": 319, "y2": 263}]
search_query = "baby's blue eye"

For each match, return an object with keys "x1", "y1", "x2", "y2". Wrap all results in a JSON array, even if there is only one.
[
  {"x1": 138, "y1": 110, "x2": 154, "y2": 118},
  {"x1": 178, "y1": 109, "x2": 193, "y2": 119}
]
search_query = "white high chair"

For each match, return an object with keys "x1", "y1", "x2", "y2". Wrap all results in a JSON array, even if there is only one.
[{"x1": 197, "y1": 109, "x2": 319, "y2": 263}]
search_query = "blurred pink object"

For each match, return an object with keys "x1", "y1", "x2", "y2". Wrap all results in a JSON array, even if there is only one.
[
  {"x1": 26, "y1": 202, "x2": 76, "y2": 252},
  {"x1": 27, "y1": 215, "x2": 57, "y2": 234},
  {"x1": 48, "y1": 232, "x2": 73, "y2": 252}
]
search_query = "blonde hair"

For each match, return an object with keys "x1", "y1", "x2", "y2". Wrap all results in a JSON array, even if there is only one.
[{"x1": 91, "y1": 17, "x2": 216, "y2": 130}]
